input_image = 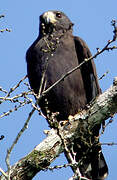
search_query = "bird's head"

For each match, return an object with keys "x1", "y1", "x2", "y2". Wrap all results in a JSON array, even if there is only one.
[{"x1": 39, "y1": 10, "x2": 74, "y2": 36}]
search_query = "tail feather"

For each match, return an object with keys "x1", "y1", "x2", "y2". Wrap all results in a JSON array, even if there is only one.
[
  {"x1": 64, "y1": 142, "x2": 108, "y2": 180},
  {"x1": 82, "y1": 150, "x2": 108, "y2": 180}
]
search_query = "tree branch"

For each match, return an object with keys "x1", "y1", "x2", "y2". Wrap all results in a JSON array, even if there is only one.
[{"x1": 1, "y1": 78, "x2": 117, "y2": 180}]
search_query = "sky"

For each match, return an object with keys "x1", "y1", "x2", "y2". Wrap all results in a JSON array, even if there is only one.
[{"x1": 0, "y1": 0, "x2": 117, "y2": 179}]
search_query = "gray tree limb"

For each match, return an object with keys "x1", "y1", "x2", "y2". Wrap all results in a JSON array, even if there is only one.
[{"x1": 1, "y1": 78, "x2": 117, "y2": 180}]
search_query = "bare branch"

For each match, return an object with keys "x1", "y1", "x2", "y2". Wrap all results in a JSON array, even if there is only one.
[
  {"x1": 0, "y1": 101, "x2": 30, "y2": 119},
  {"x1": 0, "y1": 167, "x2": 8, "y2": 180},
  {"x1": 0, "y1": 75, "x2": 27, "y2": 105},
  {"x1": 1, "y1": 78, "x2": 117, "y2": 180},
  {"x1": 0, "y1": 28, "x2": 11, "y2": 33},
  {"x1": 0, "y1": 15, "x2": 5, "y2": 19},
  {"x1": 0, "y1": 87, "x2": 7, "y2": 94},
  {"x1": 101, "y1": 142, "x2": 117, "y2": 146},
  {"x1": 99, "y1": 70, "x2": 109, "y2": 80},
  {"x1": 5, "y1": 105, "x2": 36, "y2": 179}
]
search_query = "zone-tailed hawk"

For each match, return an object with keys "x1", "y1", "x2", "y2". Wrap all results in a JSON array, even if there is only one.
[{"x1": 26, "y1": 10, "x2": 108, "y2": 179}]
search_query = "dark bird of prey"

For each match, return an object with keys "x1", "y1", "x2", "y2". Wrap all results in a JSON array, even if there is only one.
[{"x1": 26, "y1": 10, "x2": 108, "y2": 179}]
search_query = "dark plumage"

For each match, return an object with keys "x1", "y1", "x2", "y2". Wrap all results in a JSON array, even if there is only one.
[{"x1": 26, "y1": 10, "x2": 108, "y2": 179}]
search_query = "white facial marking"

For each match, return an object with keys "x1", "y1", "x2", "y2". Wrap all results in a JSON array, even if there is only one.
[{"x1": 43, "y1": 11, "x2": 57, "y2": 24}]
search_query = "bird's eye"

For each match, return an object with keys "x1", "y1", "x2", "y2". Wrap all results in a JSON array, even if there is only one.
[{"x1": 56, "y1": 12, "x2": 62, "y2": 18}]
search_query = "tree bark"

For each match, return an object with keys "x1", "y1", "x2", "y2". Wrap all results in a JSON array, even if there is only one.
[{"x1": 1, "y1": 78, "x2": 117, "y2": 180}]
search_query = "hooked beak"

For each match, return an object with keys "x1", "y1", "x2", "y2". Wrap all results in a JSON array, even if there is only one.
[{"x1": 42, "y1": 11, "x2": 57, "y2": 24}]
